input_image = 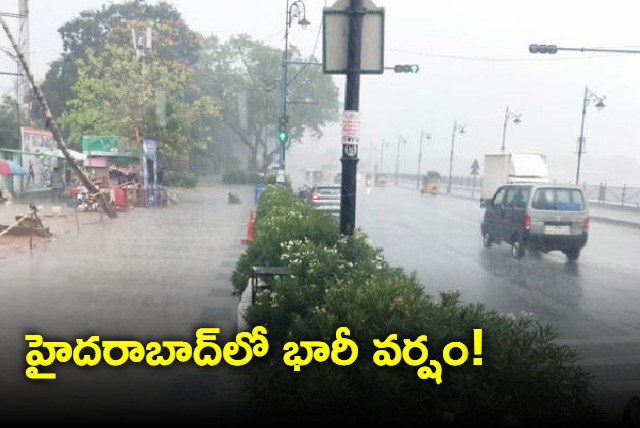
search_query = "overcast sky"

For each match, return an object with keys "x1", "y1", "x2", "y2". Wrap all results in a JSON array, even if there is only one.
[{"x1": 1, "y1": 0, "x2": 640, "y2": 186}]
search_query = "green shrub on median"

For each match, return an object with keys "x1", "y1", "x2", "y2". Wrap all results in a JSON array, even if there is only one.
[{"x1": 231, "y1": 184, "x2": 601, "y2": 426}]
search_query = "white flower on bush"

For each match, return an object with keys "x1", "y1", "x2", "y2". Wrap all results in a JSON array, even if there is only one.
[
  {"x1": 520, "y1": 310, "x2": 535, "y2": 320},
  {"x1": 269, "y1": 291, "x2": 281, "y2": 308},
  {"x1": 312, "y1": 305, "x2": 327, "y2": 314}
]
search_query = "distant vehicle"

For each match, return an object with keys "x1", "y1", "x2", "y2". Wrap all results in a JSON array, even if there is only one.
[
  {"x1": 480, "y1": 152, "x2": 550, "y2": 207},
  {"x1": 481, "y1": 183, "x2": 589, "y2": 261},
  {"x1": 374, "y1": 173, "x2": 388, "y2": 187},
  {"x1": 420, "y1": 171, "x2": 440, "y2": 196},
  {"x1": 305, "y1": 169, "x2": 325, "y2": 186},
  {"x1": 306, "y1": 183, "x2": 341, "y2": 215}
]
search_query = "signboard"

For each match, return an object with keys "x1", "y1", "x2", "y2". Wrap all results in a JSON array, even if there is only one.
[
  {"x1": 82, "y1": 135, "x2": 119, "y2": 155},
  {"x1": 323, "y1": 0, "x2": 385, "y2": 74},
  {"x1": 470, "y1": 158, "x2": 480, "y2": 176},
  {"x1": 20, "y1": 126, "x2": 58, "y2": 191},
  {"x1": 143, "y1": 139, "x2": 157, "y2": 155}
]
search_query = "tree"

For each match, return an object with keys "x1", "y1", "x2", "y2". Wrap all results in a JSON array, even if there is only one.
[
  {"x1": 0, "y1": 95, "x2": 19, "y2": 149},
  {"x1": 35, "y1": 0, "x2": 202, "y2": 129},
  {"x1": 59, "y1": 43, "x2": 219, "y2": 156},
  {"x1": 195, "y1": 34, "x2": 340, "y2": 170}
]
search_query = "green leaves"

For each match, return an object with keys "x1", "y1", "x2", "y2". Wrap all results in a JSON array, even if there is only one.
[{"x1": 235, "y1": 185, "x2": 601, "y2": 426}]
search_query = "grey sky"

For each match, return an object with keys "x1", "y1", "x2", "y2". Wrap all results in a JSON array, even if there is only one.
[{"x1": 1, "y1": 0, "x2": 639, "y2": 186}]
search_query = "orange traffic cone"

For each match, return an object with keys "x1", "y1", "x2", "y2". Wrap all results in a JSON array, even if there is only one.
[{"x1": 241, "y1": 210, "x2": 255, "y2": 245}]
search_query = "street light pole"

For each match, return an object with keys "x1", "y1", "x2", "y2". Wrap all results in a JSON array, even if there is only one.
[
  {"x1": 447, "y1": 120, "x2": 466, "y2": 194},
  {"x1": 380, "y1": 140, "x2": 387, "y2": 173},
  {"x1": 575, "y1": 85, "x2": 606, "y2": 185},
  {"x1": 500, "y1": 106, "x2": 521, "y2": 152},
  {"x1": 416, "y1": 130, "x2": 430, "y2": 189},
  {"x1": 394, "y1": 135, "x2": 405, "y2": 186},
  {"x1": 280, "y1": 0, "x2": 309, "y2": 172}
]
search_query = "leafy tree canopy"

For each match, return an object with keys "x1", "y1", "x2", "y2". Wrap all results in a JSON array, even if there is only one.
[
  {"x1": 60, "y1": 43, "x2": 219, "y2": 155},
  {"x1": 0, "y1": 95, "x2": 19, "y2": 150},
  {"x1": 195, "y1": 34, "x2": 340, "y2": 170},
  {"x1": 37, "y1": 0, "x2": 202, "y2": 124}
]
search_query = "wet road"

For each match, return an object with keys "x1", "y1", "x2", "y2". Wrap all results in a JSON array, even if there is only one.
[
  {"x1": 0, "y1": 184, "x2": 256, "y2": 422},
  {"x1": 2, "y1": 181, "x2": 637, "y2": 423},
  {"x1": 356, "y1": 184, "x2": 640, "y2": 424}
]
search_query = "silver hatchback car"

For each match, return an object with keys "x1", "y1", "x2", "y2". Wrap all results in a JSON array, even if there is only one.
[
  {"x1": 306, "y1": 183, "x2": 341, "y2": 215},
  {"x1": 480, "y1": 183, "x2": 589, "y2": 260}
]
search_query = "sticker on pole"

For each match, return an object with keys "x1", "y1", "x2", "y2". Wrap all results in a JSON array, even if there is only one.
[
  {"x1": 341, "y1": 110, "x2": 360, "y2": 146},
  {"x1": 343, "y1": 143, "x2": 358, "y2": 157}
]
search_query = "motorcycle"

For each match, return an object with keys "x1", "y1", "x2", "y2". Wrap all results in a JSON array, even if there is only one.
[
  {"x1": 297, "y1": 184, "x2": 309, "y2": 202},
  {"x1": 75, "y1": 188, "x2": 101, "y2": 211}
]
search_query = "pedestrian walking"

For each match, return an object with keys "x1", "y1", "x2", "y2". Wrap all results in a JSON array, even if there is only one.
[{"x1": 50, "y1": 166, "x2": 65, "y2": 202}]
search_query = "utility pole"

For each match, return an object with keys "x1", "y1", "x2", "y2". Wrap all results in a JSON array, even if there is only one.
[
  {"x1": 0, "y1": 14, "x2": 118, "y2": 218},
  {"x1": 379, "y1": 140, "x2": 386, "y2": 173},
  {"x1": 416, "y1": 130, "x2": 430, "y2": 190},
  {"x1": 339, "y1": 0, "x2": 364, "y2": 236},
  {"x1": 394, "y1": 135, "x2": 404, "y2": 186},
  {"x1": 17, "y1": 0, "x2": 30, "y2": 126}
]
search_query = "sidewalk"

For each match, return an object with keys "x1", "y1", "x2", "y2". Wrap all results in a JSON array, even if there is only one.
[
  {"x1": 0, "y1": 183, "x2": 256, "y2": 423},
  {"x1": 587, "y1": 202, "x2": 640, "y2": 228}
]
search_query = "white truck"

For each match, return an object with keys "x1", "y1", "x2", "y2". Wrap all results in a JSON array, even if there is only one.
[{"x1": 480, "y1": 152, "x2": 550, "y2": 207}]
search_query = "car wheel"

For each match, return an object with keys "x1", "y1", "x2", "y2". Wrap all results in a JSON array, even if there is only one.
[
  {"x1": 511, "y1": 238, "x2": 525, "y2": 259},
  {"x1": 564, "y1": 248, "x2": 581, "y2": 261},
  {"x1": 482, "y1": 231, "x2": 492, "y2": 248}
]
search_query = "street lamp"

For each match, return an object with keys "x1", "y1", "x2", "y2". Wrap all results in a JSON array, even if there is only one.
[
  {"x1": 500, "y1": 106, "x2": 522, "y2": 152},
  {"x1": 279, "y1": 0, "x2": 310, "y2": 172},
  {"x1": 379, "y1": 140, "x2": 389, "y2": 173},
  {"x1": 395, "y1": 135, "x2": 406, "y2": 186},
  {"x1": 416, "y1": 130, "x2": 431, "y2": 189},
  {"x1": 447, "y1": 120, "x2": 466, "y2": 194},
  {"x1": 575, "y1": 85, "x2": 606, "y2": 185}
]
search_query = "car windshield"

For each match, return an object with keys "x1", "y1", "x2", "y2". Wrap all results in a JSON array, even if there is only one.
[{"x1": 1, "y1": 1, "x2": 638, "y2": 426}]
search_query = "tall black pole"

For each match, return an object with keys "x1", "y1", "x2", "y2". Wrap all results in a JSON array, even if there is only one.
[{"x1": 339, "y1": 0, "x2": 364, "y2": 236}]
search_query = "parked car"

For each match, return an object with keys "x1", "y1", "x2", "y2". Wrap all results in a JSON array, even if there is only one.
[
  {"x1": 480, "y1": 183, "x2": 589, "y2": 260},
  {"x1": 306, "y1": 183, "x2": 341, "y2": 215}
]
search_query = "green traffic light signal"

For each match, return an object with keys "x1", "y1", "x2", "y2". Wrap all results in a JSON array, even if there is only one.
[
  {"x1": 393, "y1": 64, "x2": 420, "y2": 73},
  {"x1": 278, "y1": 124, "x2": 288, "y2": 143}
]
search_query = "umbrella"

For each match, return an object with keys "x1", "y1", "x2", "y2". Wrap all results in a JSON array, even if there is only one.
[{"x1": 0, "y1": 159, "x2": 27, "y2": 176}]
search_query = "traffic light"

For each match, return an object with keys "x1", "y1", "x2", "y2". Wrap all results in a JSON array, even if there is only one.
[
  {"x1": 278, "y1": 124, "x2": 288, "y2": 144},
  {"x1": 393, "y1": 64, "x2": 420, "y2": 73},
  {"x1": 528, "y1": 44, "x2": 558, "y2": 54},
  {"x1": 278, "y1": 116, "x2": 288, "y2": 143}
]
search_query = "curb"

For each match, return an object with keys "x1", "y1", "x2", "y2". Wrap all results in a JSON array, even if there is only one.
[
  {"x1": 237, "y1": 279, "x2": 252, "y2": 333},
  {"x1": 589, "y1": 215, "x2": 640, "y2": 229}
]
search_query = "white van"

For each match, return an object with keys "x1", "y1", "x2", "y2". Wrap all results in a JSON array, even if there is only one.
[{"x1": 480, "y1": 183, "x2": 589, "y2": 261}]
